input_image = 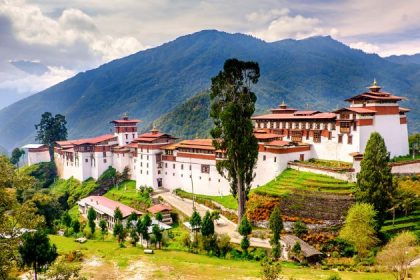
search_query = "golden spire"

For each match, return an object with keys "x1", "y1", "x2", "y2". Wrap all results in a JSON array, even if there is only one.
[
  {"x1": 368, "y1": 78, "x2": 381, "y2": 92},
  {"x1": 279, "y1": 100, "x2": 287, "y2": 109}
]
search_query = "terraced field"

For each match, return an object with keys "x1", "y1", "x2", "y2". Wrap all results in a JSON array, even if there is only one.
[
  {"x1": 254, "y1": 168, "x2": 355, "y2": 196},
  {"x1": 382, "y1": 210, "x2": 420, "y2": 238}
]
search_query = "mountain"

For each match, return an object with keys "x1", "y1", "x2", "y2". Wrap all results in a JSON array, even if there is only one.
[
  {"x1": 152, "y1": 92, "x2": 212, "y2": 139},
  {"x1": 0, "y1": 30, "x2": 419, "y2": 150},
  {"x1": 386, "y1": 54, "x2": 420, "y2": 65}
]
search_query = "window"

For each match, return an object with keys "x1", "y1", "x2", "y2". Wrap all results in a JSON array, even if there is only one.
[
  {"x1": 291, "y1": 130, "x2": 303, "y2": 142},
  {"x1": 328, "y1": 132, "x2": 332, "y2": 140},
  {"x1": 140, "y1": 162, "x2": 143, "y2": 167},
  {"x1": 340, "y1": 122, "x2": 351, "y2": 133},
  {"x1": 132, "y1": 134, "x2": 135, "y2": 138},
  {"x1": 313, "y1": 131, "x2": 321, "y2": 143},
  {"x1": 181, "y1": 164, "x2": 184, "y2": 170},
  {"x1": 348, "y1": 135, "x2": 353, "y2": 145},
  {"x1": 125, "y1": 134, "x2": 128, "y2": 139},
  {"x1": 274, "y1": 157, "x2": 277, "y2": 163},
  {"x1": 140, "y1": 170, "x2": 142, "y2": 174},
  {"x1": 189, "y1": 165, "x2": 192, "y2": 171},
  {"x1": 338, "y1": 134, "x2": 343, "y2": 143},
  {"x1": 147, "y1": 171, "x2": 149, "y2": 175},
  {"x1": 103, "y1": 159, "x2": 107, "y2": 163},
  {"x1": 201, "y1": 165, "x2": 210, "y2": 173},
  {"x1": 146, "y1": 163, "x2": 149, "y2": 168},
  {"x1": 165, "y1": 163, "x2": 167, "y2": 168},
  {"x1": 173, "y1": 164, "x2": 175, "y2": 169},
  {"x1": 147, "y1": 155, "x2": 149, "y2": 160},
  {"x1": 85, "y1": 158, "x2": 88, "y2": 163},
  {"x1": 263, "y1": 155, "x2": 266, "y2": 161}
]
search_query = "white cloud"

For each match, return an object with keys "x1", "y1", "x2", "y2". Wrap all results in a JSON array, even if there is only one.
[
  {"x1": 0, "y1": 0, "x2": 146, "y2": 63},
  {"x1": 0, "y1": 65, "x2": 75, "y2": 94},
  {"x1": 349, "y1": 42, "x2": 381, "y2": 54}
]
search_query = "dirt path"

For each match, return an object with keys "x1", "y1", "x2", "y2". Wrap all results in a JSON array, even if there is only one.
[{"x1": 157, "y1": 191, "x2": 271, "y2": 249}]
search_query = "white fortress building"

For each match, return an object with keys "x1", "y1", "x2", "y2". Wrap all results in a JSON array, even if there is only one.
[{"x1": 51, "y1": 81, "x2": 410, "y2": 195}]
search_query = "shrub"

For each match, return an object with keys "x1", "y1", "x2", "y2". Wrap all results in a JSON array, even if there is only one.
[
  {"x1": 216, "y1": 234, "x2": 231, "y2": 257},
  {"x1": 327, "y1": 275, "x2": 341, "y2": 280},
  {"x1": 260, "y1": 258, "x2": 282, "y2": 280},
  {"x1": 252, "y1": 248, "x2": 267, "y2": 261},
  {"x1": 293, "y1": 220, "x2": 308, "y2": 237}
]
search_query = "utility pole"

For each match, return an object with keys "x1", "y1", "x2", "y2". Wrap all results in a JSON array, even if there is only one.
[{"x1": 189, "y1": 157, "x2": 195, "y2": 210}]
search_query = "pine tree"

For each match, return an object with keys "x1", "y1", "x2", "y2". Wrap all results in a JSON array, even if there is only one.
[
  {"x1": 269, "y1": 206, "x2": 283, "y2": 259},
  {"x1": 210, "y1": 58, "x2": 260, "y2": 221},
  {"x1": 356, "y1": 132, "x2": 396, "y2": 225},
  {"x1": 87, "y1": 207, "x2": 97, "y2": 234},
  {"x1": 201, "y1": 211, "x2": 215, "y2": 237},
  {"x1": 238, "y1": 216, "x2": 252, "y2": 254}
]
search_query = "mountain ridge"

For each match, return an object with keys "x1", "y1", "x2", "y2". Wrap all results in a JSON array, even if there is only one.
[{"x1": 0, "y1": 30, "x2": 418, "y2": 151}]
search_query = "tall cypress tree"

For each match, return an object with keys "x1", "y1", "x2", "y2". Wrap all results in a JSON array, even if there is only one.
[
  {"x1": 210, "y1": 58, "x2": 260, "y2": 221},
  {"x1": 356, "y1": 132, "x2": 395, "y2": 225}
]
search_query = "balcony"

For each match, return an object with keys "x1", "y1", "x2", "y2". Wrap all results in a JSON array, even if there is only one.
[
  {"x1": 340, "y1": 127, "x2": 351, "y2": 134},
  {"x1": 162, "y1": 155, "x2": 176, "y2": 161}
]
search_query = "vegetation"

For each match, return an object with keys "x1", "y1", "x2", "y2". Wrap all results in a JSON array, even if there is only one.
[
  {"x1": 19, "y1": 230, "x2": 58, "y2": 280},
  {"x1": 255, "y1": 168, "x2": 354, "y2": 196},
  {"x1": 300, "y1": 159, "x2": 352, "y2": 169},
  {"x1": 376, "y1": 231, "x2": 419, "y2": 280},
  {"x1": 210, "y1": 58, "x2": 260, "y2": 221},
  {"x1": 153, "y1": 92, "x2": 213, "y2": 139},
  {"x1": 269, "y1": 206, "x2": 283, "y2": 259},
  {"x1": 35, "y1": 112, "x2": 67, "y2": 161},
  {"x1": 50, "y1": 177, "x2": 99, "y2": 208},
  {"x1": 175, "y1": 188, "x2": 237, "y2": 210},
  {"x1": 260, "y1": 258, "x2": 282, "y2": 280},
  {"x1": 87, "y1": 207, "x2": 97, "y2": 235},
  {"x1": 104, "y1": 181, "x2": 152, "y2": 210},
  {"x1": 339, "y1": 203, "x2": 378, "y2": 258},
  {"x1": 293, "y1": 220, "x2": 308, "y2": 238},
  {"x1": 10, "y1": 148, "x2": 24, "y2": 167},
  {"x1": 409, "y1": 133, "x2": 420, "y2": 158},
  {"x1": 356, "y1": 132, "x2": 395, "y2": 225},
  {"x1": 238, "y1": 216, "x2": 252, "y2": 255}
]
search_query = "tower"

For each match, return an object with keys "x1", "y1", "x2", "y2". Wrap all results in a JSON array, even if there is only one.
[{"x1": 110, "y1": 113, "x2": 142, "y2": 146}]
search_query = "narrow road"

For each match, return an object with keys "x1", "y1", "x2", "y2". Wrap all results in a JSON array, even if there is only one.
[{"x1": 156, "y1": 191, "x2": 271, "y2": 249}]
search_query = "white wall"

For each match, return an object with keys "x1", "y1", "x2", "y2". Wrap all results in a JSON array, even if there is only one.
[{"x1": 27, "y1": 150, "x2": 50, "y2": 165}]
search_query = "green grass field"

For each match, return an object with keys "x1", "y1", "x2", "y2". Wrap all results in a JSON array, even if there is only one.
[
  {"x1": 49, "y1": 235, "x2": 403, "y2": 280},
  {"x1": 104, "y1": 180, "x2": 152, "y2": 210},
  {"x1": 175, "y1": 189, "x2": 238, "y2": 210},
  {"x1": 382, "y1": 210, "x2": 420, "y2": 238},
  {"x1": 300, "y1": 159, "x2": 353, "y2": 169},
  {"x1": 254, "y1": 169, "x2": 354, "y2": 197}
]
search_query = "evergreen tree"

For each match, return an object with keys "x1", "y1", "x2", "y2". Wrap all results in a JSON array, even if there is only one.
[
  {"x1": 35, "y1": 112, "x2": 67, "y2": 161},
  {"x1": 190, "y1": 210, "x2": 202, "y2": 240},
  {"x1": 114, "y1": 207, "x2": 123, "y2": 222},
  {"x1": 19, "y1": 231, "x2": 58, "y2": 280},
  {"x1": 10, "y1": 148, "x2": 24, "y2": 167},
  {"x1": 356, "y1": 132, "x2": 395, "y2": 225},
  {"x1": 201, "y1": 211, "x2": 215, "y2": 237},
  {"x1": 156, "y1": 212, "x2": 163, "y2": 222},
  {"x1": 210, "y1": 58, "x2": 260, "y2": 221},
  {"x1": 99, "y1": 219, "x2": 107, "y2": 237},
  {"x1": 126, "y1": 211, "x2": 138, "y2": 229},
  {"x1": 62, "y1": 212, "x2": 72, "y2": 228},
  {"x1": 152, "y1": 224, "x2": 162, "y2": 249},
  {"x1": 87, "y1": 207, "x2": 97, "y2": 234},
  {"x1": 130, "y1": 227, "x2": 139, "y2": 247},
  {"x1": 238, "y1": 216, "x2": 252, "y2": 254},
  {"x1": 72, "y1": 220, "x2": 80, "y2": 233},
  {"x1": 113, "y1": 223, "x2": 125, "y2": 243},
  {"x1": 269, "y1": 206, "x2": 283, "y2": 259}
]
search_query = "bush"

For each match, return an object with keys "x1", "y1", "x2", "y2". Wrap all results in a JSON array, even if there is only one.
[
  {"x1": 293, "y1": 220, "x2": 308, "y2": 237},
  {"x1": 327, "y1": 275, "x2": 341, "y2": 280},
  {"x1": 83, "y1": 227, "x2": 92, "y2": 239},
  {"x1": 260, "y1": 258, "x2": 282, "y2": 280},
  {"x1": 216, "y1": 234, "x2": 231, "y2": 257},
  {"x1": 252, "y1": 248, "x2": 267, "y2": 261}
]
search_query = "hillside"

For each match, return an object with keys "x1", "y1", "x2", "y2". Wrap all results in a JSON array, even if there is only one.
[
  {"x1": 152, "y1": 92, "x2": 213, "y2": 139},
  {"x1": 386, "y1": 54, "x2": 420, "y2": 65},
  {"x1": 0, "y1": 30, "x2": 419, "y2": 151}
]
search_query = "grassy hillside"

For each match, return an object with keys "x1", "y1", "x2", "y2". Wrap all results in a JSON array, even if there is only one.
[
  {"x1": 1, "y1": 30, "x2": 419, "y2": 150},
  {"x1": 254, "y1": 169, "x2": 354, "y2": 196}
]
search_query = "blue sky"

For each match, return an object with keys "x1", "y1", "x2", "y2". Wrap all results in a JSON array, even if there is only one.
[{"x1": 1, "y1": 0, "x2": 420, "y2": 108}]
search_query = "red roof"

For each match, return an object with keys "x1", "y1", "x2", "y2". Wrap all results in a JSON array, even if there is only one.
[
  {"x1": 254, "y1": 133, "x2": 283, "y2": 140},
  {"x1": 333, "y1": 107, "x2": 376, "y2": 114},
  {"x1": 345, "y1": 91, "x2": 405, "y2": 102},
  {"x1": 399, "y1": 107, "x2": 411, "y2": 113},
  {"x1": 293, "y1": 110, "x2": 320, "y2": 116},
  {"x1": 147, "y1": 204, "x2": 172, "y2": 214},
  {"x1": 252, "y1": 112, "x2": 336, "y2": 120},
  {"x1": 110, "y1": 119, "x2": 142, "y2": 124},
  {"x1": 177, "y1": 139, "x2": 215, "y2": 150},
  {"x1": 56, "y1": 134, "x2": 116, "y2": 146},
  {"x1": 265, "y1": 140, "x2": 290, "y2": 147},
  {"x1": 133, "y1": 130, "x2": 176, "y2": 143},
  {"x1": 79, "y1": 196, "x2": 142, "y2": 217}
]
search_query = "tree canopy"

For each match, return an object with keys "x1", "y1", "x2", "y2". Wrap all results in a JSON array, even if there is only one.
[
  {"x1": 209, "y1": 58, "x2": 260, "y2": 221},
  {"x1": 35, "y1": 112, "x2": 67, "y2": 161},
  {"x1": 356, "y1": 132, "x2": 395, "y2": 225},
  {"x1": 10, "y1": 148, "x2": 24, "y2": 167},
  {"x1": 19, "y1": 230, "x2": 58, "y2": 280},
  {"x1": 339, "y1": 203, "x2": 378, "y2": 258}
]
